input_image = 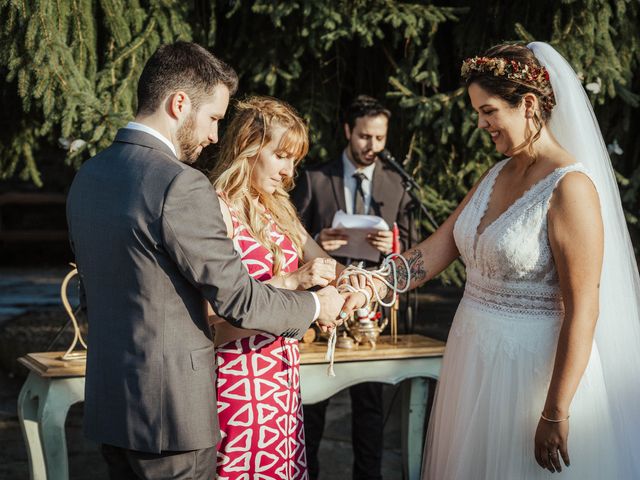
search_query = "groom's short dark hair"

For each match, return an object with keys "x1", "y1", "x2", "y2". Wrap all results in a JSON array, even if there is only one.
[{"x1": 136, "y1": 41, "x2": 239, "y2": 115}]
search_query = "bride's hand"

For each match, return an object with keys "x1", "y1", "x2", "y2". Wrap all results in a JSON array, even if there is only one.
[
  {"x1": 344, "y1": 270, "x2": 369, "y2": 292},
  {"x1": 339, "y1": 290, "x2": 369, "y2": 313},
  {"x1": 288, "y1": 257, "x2": 336, "y2": 290},
  {"x1": 534, "y1": 417, "x2": 570, "y2": 473}
]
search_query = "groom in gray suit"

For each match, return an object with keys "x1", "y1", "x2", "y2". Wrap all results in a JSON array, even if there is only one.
[{"x1": 66, "y1": 42, "x2": 346, "y2": 479}]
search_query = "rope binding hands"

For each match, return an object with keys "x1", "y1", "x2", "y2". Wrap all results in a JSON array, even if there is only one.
[{"x1": 323, "y1": 254, "x2": 412, "y2": 376}]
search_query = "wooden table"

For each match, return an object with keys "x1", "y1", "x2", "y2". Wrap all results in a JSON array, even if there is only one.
[
  {"x1": 18, "y1": 334, "x2": 444, "y2": 480},
  {"x1": 299, "y1": 334, "x2": 445, "y2": 480}
]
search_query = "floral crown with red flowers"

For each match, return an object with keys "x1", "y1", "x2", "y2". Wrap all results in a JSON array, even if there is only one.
[{"x1": 461, "y1": 56, "x2": 556, "y2": 113}]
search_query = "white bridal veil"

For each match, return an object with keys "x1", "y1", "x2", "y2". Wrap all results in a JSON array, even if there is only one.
[{"x1": 528, "y1": 41, "x2": 640, "y2": 475}]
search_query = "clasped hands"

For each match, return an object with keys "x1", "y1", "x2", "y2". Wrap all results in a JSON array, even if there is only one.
[{"x1": 311, "y1": 258, "x2": 384, "y2": 333}]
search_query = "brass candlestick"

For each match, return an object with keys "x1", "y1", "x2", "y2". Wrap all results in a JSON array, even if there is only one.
[
  {"x1": 390, "y1": 294, "x2": 399, "y2": 344},
  {"x1": 59, "y1": 264, "x2": 88, "y2": 361}
]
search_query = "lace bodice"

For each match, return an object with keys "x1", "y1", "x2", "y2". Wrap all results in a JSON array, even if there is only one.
[{"x1": 454, "y1": 158, "x2": 589, "y2": 318}]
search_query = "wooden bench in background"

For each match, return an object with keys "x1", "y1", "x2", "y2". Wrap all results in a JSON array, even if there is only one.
[{"x1": 0, "y1": 192, "x2": 68, "y2": 242}]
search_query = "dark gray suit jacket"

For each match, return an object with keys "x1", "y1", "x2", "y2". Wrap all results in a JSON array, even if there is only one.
[
  {"x1": 292, "y1": 157, "x2": 416, "y2": 261},
  {"x1": 66, "y1": 129, "x2": 316, "y2": 453}
]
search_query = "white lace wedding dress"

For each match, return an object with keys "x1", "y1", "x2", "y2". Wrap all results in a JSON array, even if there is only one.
[{"x1": 422, "y1": 158, "x2": 620, "y2": 479}]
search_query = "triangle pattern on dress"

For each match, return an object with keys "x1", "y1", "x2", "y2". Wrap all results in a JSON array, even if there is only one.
[
  {"x1": 288, "y1": 437, "x2": 298, "y2": 458},
  {"x1": 255, "y1": 451, "x2": 280, "y2": 472},
  {"x1": 276, "y1": 413, "x2": 288, "y2": 436},
  {"x1": 288, "y1": 415, "x2": 297, "y2": 435},
  {"x1": 275, "y1": 437, "x2": 288, "y2": 459},
  {"x1": 226, "y1": 428, "x2": 252, "y2": 452},
  {"x1": 257, "y1": 403, "x2": 279, "y2": 424},
  {"x1": 225, "y1": 451, "x2": 251, "y2": 472},
  {"x1": 290, "y1": 460, "x2": 302, "y2": 480},
  {"x1": 217, "y1": 452, "x2": 230, "y2": 466},
  {"x1": 255, "y1": 378, "x2": 280, "y2": 401},
  {"x1": 273, "y1": 370, "x2": 290, "y2": 388},
  {"x1": 228, "y1": 402, "x2": 254, "y2": 427},
  {"x1": 273, "y1": 390, "x2": 291, "y2": 412},
  {"x1": 220, "y1": 378, "x2": 251, "y2": 401},
  {"x1": 292, "y1": 368, "x2": 300, "y2": 389},
  {"x1": 219, "y1": 355, "x2": 248, "y2": 376},
  {"x1": 271, "y1": 345, "x2": 292, "y2": 366},
  {"x1": 252, "y1": 353, "x2": 278, "y2": 376},
  {"x1": 296, "y1": 442, "x2": 307, "y2": 467},
  {"x1": 275, "y1": 462, "x2": 288, "y2": 480},
  {"x1": 217, "y1": 400, "x2": 231, "y2": 414},
  {"x1": 258, "y1": 425, "x2": 280, "y2": 448}
]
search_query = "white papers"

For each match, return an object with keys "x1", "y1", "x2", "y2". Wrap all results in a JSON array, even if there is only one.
[{"x1": 330, "y1": 210, "x2": 389, "y2": 262}]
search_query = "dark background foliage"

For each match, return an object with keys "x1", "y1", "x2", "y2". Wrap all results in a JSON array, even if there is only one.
[{"x1": 1, "y1": 0, "x2": 638, "y2": 282}]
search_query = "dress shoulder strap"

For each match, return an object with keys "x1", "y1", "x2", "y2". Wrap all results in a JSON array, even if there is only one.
[
  {"x1": 541, "y1": 162, "x2": 594, "y2": 208},
  {"x1": 469, "y1": 158, "x2": 510, "y2": 214}
]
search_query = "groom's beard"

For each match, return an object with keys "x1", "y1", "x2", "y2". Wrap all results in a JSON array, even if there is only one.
[{"x1": 176, "y1": 112, "x2": 201, "y2": 164}]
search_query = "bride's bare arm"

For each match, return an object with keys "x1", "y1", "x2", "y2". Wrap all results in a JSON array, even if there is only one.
[
  {"x1": 336, "y1": 171, "x2": 489, "y2": 313},
  {"x1": 534, "y1": 172, "x2": 603, "y2": 472}
]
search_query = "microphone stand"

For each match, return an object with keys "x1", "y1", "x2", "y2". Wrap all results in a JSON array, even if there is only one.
[
  {"x1": 378, "y1": 150, "x2": 439, "y2": 334},
  {"x1": 378, "y1": 150, "x2": 439, "y2": 232}
]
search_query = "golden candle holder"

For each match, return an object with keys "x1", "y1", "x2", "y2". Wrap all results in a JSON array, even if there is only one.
[{"x1": 59, "y1": 263, "x2": 87, "y2": 362}]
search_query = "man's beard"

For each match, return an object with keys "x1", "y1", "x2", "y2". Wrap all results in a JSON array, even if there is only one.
[
  {"x1": 176, "y1": 112, "x2": 201, "y2": 164},
  {"x1": 349, "y1": 144, "x2": 374, "y2": 167}
]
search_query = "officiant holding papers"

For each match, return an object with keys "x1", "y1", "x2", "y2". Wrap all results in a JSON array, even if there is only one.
[{"x1": 292, "y1": 95, "x2": 416, "y2": 480}]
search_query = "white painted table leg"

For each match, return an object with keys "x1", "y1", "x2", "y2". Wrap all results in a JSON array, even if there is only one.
[
  {"x1": 18, "y1": 374, "x2": 86, "y2": 480},
  {"x1": 39, "y1": 377, "x2": 85, "y2": 480},
  {"x1": 18, "y1": 373, "x2": 47, "y2": 480},
  {"x1": 401, "y1": 377, "x2": 430, "y2": 480}
]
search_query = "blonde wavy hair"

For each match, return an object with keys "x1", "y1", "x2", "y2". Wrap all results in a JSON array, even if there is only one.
[{"x1": 210, "y1": 96, "x2": 308, "y2": 276}]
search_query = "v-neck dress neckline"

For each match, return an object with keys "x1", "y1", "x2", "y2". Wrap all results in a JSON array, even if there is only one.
[{"x1": 472, "y1": 158, "x2": 580, "y2": 255}]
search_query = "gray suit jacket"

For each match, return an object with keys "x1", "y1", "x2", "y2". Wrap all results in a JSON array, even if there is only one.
[{"x1": 66, "y1": 129, "x2": 316, "y2": 453}]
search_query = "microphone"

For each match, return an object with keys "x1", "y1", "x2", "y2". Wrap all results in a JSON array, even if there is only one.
[
  {"x1": 375, "y1": 149, "x2": 404, "y2": 172},
  {"x1": 375, "y1": 149, "x2": 416, "y2": 189},
  {"x1": 375, "y1": 148, "x2": 440, "y2": 231}
]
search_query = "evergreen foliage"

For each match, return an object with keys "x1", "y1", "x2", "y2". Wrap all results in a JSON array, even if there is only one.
[
  {"x1": 1, "y1": 0, "x2": 638, "y2": 284},
  {"x1": 0, "y1": 0, "x2": 191, "y2": 181}
]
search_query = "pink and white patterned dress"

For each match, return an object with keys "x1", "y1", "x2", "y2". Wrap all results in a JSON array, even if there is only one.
[{"x1": 215, "y1": 201, "x2": 308, "y2": 480}]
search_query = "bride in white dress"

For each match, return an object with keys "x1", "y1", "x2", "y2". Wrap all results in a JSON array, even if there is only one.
[{"x1": 359, "y1": 42, "x2": 640, "y2": 479}]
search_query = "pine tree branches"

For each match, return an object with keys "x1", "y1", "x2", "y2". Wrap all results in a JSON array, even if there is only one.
[
  {"x1": 0, "y1": 0, "x2": 190, "y2": 182},
  {"x1": 1, "y1": 0, "x2": 638, "y2": 275}
]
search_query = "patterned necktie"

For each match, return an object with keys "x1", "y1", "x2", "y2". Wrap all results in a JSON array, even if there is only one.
[{"x1": 353, "y1": 172, "x2": 366, "y2": 215}]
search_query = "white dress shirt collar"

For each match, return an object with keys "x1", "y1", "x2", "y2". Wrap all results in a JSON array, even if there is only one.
[{"x1": 125, "y1": 122, "x2": 177, "y2": 157}]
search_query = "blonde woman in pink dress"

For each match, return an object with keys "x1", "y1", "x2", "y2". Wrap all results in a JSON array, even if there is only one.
[{"x1": 208, "y1": 97, "x2": 360, "y2": 479}]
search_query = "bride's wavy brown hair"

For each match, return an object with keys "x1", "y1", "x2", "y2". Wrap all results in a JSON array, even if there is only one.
[
  {"x1": 210, "y1": 96, "x2": 308, "y2": 275},
  {"x1": 465, "y1": 43, "x2": 555, "y2": 160}
]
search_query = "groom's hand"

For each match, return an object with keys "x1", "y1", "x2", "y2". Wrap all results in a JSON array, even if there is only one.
[{"x1": 316, "y1": 286, "x2": 345, "y2": 331}]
